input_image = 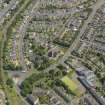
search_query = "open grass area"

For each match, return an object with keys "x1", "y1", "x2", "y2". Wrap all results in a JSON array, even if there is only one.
[
  {"x1": 5, "y1": 86, "x2": 26, "y2": 105},
  {"x1": 61, "y1": 75, "x2": 85, "y2": 96},
  {"x1": 61, "y1": 76, "x2": 77, "y2": 92}
]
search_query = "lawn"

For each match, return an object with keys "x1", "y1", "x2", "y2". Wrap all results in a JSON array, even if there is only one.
[
  {"x1": 5, "y1": 86, "x2": 26, "y2": 105},
  {"x1": 61, "y1": 76, "x2": 77, "y2": 92},
  {"x1": 61, "y1": 75, "x2": 85, "y2": 96}
]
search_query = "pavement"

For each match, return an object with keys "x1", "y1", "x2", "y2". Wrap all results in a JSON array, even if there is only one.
[
  {"x1": 43, "y1": 0, "x2": 105, "y2": 73},
  {"x1": 0, "y1": 0, "x2": 20, "y2": 24},
  {"x1": 60, "y1": 0, "x2": 105, "y2": 62},
  {"x1": 0, "y1": 0, "x2": 34, "y2": 105},
  {"x1": 17, "y1": 0, "x2": 40, "y2": 72},
  {"x1": 1, "y1": 0, "x2": 105, "y2": 104}
]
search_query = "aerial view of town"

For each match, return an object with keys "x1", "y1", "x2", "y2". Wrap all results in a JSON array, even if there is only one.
[{"x1": 0, "y1": 0, "x2": 105, "y2": 105}]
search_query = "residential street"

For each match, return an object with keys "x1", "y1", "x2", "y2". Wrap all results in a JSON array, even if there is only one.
[{"x1": 0, "y1": 0, "x2": 105, "y2": 105}]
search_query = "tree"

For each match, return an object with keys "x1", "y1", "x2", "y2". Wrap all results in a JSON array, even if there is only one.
[{"x1": 6, "y1": 78, "x2": 14, "y2": 88}]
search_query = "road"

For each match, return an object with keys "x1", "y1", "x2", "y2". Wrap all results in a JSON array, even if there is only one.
[
  {"x1": 12, "y1": 0, "x2": 104, "y2": 76},
  {"x1": 43, "y1": 0, "x2": 105, "y2": 73},
  {"x1": 0, "y1": 0, "x2": 25, "y2": 88},
  {"x1": 1, "y1": 0, "x2": 104, "y2": 104},
  {"x1": 60, "y1": 0, "x2": 105, "y2": 63},
  {"x1": 12, "y1": 0, "x2": 105, "y2": 83},
  {"x1": 4, "y1": 0, "x2": 105, "y2": 105},
  {"x1": 17, "y1": 0, "x2": 40, "y2": 72},
  {"x1": 55, "y1": 7, "x2": 78, "y2": 39},
  {"x1": 0, "y1": 0, "x2": 33, "y2": 105},
  {"x1": 0, "y1": 0, "x2": 20, "y2": 24},
  {"x1": 81, "y1": 39, "x2": 105, "y2": 52}
]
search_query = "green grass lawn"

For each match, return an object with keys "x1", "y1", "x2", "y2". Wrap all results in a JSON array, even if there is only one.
[
  {"x1": 61, "y1": 76, "x2": 78, "y2": 92},
  {"x1": 61, "y1": 75, "x2": 85, "y2": 96},
  {"x1": 5, "y1": 86, "x2": 26, "y2": 105}
]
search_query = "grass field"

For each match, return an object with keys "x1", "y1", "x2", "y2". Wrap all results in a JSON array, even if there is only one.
[
  {"x1": 5, "y1": 86, "x2": 26, "y2": 105},
  {"x1": 61, "y1": 76, "x2": 78, "y2": 92},
  {"x1": 61, "y1": 75, "x2": 85, "y2": 96}
]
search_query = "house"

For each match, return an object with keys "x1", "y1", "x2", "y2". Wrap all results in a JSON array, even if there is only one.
[
  {"x1": 76, "y1": 67, "x2": 96, "y2": 88},
  {"x1": 27, "y1": 88, "x2": 47, "y2": 105},
  {"x1": 48, "y1": 47, "x2": 61, "y2": 59},
  {"x1": 76, "y1": 67, "x2": 95, "y2": 82},
  {"x1": 27, "y1": 94, "x2": 39, "y2": 105}
]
